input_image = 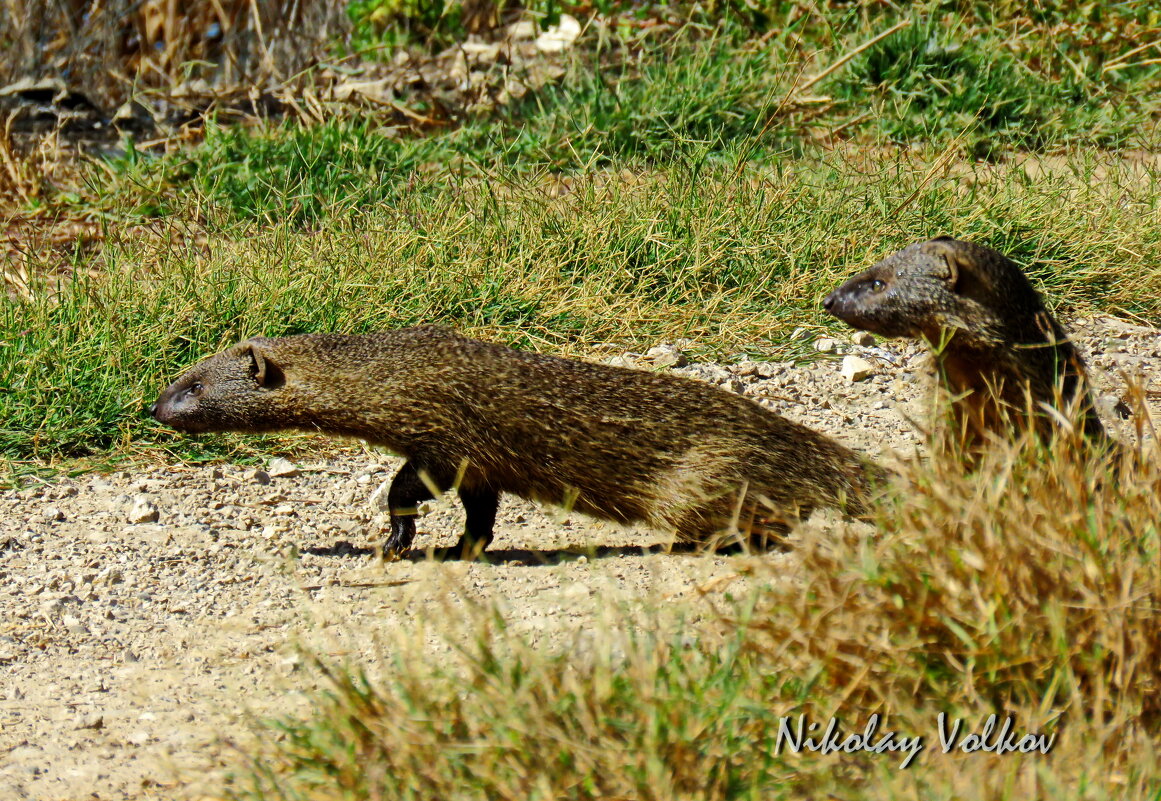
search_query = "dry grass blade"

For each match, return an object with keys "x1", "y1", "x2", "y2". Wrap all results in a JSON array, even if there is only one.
[
  {"x1": 794, "y1": 18, "x2": 912, "y2": 96},
  {"x1": 0, "y1": 113, "x2": 40, "y2": 205}
]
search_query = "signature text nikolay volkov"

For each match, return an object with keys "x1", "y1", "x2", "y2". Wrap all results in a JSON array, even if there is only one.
[{"x1": 775, "y1": 713, "x2": 1057, "y2": 768}]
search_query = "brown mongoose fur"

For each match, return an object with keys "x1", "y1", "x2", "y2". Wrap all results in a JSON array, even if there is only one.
[
  {"x1": 151, "y1": 326, "x2": 888, "y2": 557},
  {"x1": 823, "y1": 237, "x2": 1105, "y2": 449}
]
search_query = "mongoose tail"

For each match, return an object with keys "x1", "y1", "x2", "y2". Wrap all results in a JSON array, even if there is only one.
[
  {"x1": 153, "y1": 327, "x2": 888, "y2": 557},
  {"x1": 823, "y1": 237, "x2": 1105, "y2": 447}
]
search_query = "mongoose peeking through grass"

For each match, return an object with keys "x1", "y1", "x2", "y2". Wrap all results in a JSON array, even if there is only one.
[
  {"x1": 823, "y1": 237, "x2": 1105, "y2": 450},
  {"x1": 151, "y1": 326, "x2": 888, "y2": 558}
]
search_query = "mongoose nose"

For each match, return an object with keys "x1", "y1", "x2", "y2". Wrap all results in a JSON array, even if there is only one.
[
  {"x1": 148, "y1": 402, "x2": 158, "y2": 417},
  {"x1": 822, "y1": 292, "x2": 836, "y2": 310}
]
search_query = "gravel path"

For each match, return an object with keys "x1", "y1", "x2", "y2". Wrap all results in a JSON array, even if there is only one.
[{"x1": 1, "y1": 316, "x2": 1158, "y2": 800}]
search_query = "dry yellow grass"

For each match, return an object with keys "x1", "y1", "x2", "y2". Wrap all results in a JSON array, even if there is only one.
[{"x1": 224, "y1": 389, "x2": 1161, "y2": 800}]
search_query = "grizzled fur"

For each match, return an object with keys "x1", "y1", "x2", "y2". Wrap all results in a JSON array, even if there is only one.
[
  {"x1": 152, "y1": 326, "x2": 887, "y2": 557},
  {"x1": 823, "y1": 237, "x2": 1105, "y2": 448}
]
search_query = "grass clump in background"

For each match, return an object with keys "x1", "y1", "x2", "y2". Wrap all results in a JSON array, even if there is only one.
[
  {"x1": 84, "y1": 5, "x2": 1161, "y2": 233},
  {"x1": 230, "y1": 424, "x2": 1161, "y2": 800},
  {"x1": 105, "y1": 28, "x2": 792, "y2": 227},
  {"x1": 835, "y1": 10, "x2": 1154, "y2": 157},
  {"x1": 154, "y1": 122, "x2": 439, "y2": 226}
]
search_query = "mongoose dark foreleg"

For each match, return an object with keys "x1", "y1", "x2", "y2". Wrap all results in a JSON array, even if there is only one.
[{"x1": 382, "y1": 460, "x2": 438, "y2": 556}]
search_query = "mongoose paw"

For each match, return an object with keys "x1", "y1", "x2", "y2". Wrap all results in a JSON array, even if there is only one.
[
  {"x1": 378, "y1": 545, "x2": 406, "y2": 563},
  {"x1": 382, "y1": 514, "x2": 417, "y2": 559}
]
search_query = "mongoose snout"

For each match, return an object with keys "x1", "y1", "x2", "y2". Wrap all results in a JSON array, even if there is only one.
[
  {"x1": 152, "y1": 326, "x2": 888, "y2": 558},
  {"x1": 823, "y1": 270, "x2": 925, "y2": 339}
]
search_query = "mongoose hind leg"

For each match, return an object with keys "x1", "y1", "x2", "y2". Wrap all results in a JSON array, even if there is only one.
[
  {"x1": 450, "y1": 485, "x2": 500, "y2": 560},
  {"x1": 724, "y1": 509, "x2": 797, "y2": 554}
]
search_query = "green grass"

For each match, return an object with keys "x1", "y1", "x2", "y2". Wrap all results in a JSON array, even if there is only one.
[
  {"x1": 154, "y1": 123, "x2": 440, "y2": 226},
  {"x1": 239, "y1": 624, "x2": 788, "y2": 800},
  {"x1": 5, "y1": 148, "x2": 1161, "y2": 461},
  {"x1": 106, "y1": 27, "x2": 793, "y2": 227},
  {"x1": 834, "y1": 10, "x2": 1157, "y2": 157}
]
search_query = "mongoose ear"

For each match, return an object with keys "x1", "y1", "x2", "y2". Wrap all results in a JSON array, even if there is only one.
[
  {"x1": 923, "y1": 238, "x2": 962, "y2": 285},
  {"x1": 925, "y1": 237, "x2": 989, "y2": 298},
  {"x1": 244, "y1": 342, "x2": 286, "y2": 390}
]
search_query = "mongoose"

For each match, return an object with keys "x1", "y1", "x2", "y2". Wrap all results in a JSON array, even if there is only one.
[
  {"x1": 823, "y1": 237, "x2": 1105, "y2": 449},
  {"x1": 151, "y1": 326, "x2": 888, "y2": 557}
]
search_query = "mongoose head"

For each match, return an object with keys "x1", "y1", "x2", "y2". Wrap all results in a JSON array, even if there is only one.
[
  {"x1": 151, "y1": 338, "x2": 291, "y2": 433},
  {"x1": 822, "y1": 236, "x2": 1043, "y2": 347}
]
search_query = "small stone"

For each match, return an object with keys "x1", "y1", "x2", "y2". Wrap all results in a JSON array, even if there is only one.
[
  {"x1": 535, "y1": 14, "x2": 581, "y2": 53},
  {"x1": 41, "y1": 506, "x2": 65, "y2": 523},
  {"x1": 367, "y1": 478, "x2": 392, "y2": 512},
  {"x1": 735, "y1": 360, "x2": 759, "y2": 377},
  {"x1": 724, "y1": 379, "x2": 746, "y2": 394},
  {"x1": 841, "y1": 355, "x2": 875, "y2": 382},
  {"x1": 851, "y1": 331, "x2": 876, "y2": 347},
  {"x1": 267, "y1": 458, "x2": 300, "y2": 478},
  {"x1": 126, "y1": 496, "x2": 159, "y2": 524},
  {"x1": 790, "y1": 327, "x2": 810, "y2": 340},
  {"x1": 1097, "y1": 393, "x2": 1133, "y2": 420},
  {"x1": 683, "y1": 364, "x2": 732, "y2": 384},
  {"x1": 247, "y1": 469, "x2": 271, "y2": 486},
  {"x1": 814, "y1": 337, "x2": 838, "y2": 353},
  {"x1": 645, "y1": 346, "x2": 687, "y2": 369}
]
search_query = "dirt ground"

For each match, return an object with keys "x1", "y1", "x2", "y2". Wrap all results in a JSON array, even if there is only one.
[{"x1": 1, "y1": 315, "x2": 1158, "y2": 800}]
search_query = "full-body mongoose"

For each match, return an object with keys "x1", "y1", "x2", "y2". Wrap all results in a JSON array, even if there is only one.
[
  {"x1": 823, "y1": 237, "x2": 1105, "y2": 449},
  {"x1": 151, "y1": 326, "x2": 888, "y2": 557}
]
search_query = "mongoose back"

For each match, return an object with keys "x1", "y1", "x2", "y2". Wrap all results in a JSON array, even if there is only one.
[
  {"x1": 823, "y1": 237, "x2": 1105, "y2": 448},
  {"x1": 151, "y1": 326, "x2": 887, "y2": 557}
]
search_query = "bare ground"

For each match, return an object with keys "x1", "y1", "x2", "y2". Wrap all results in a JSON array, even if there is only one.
[{"x1": 1, "y1": 315, "x2": 1158, "y2": 800}]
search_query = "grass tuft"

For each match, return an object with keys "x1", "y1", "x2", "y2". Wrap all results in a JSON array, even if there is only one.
[{"x1": 836, "y1": 12, "x2": 1149, "y2": 156}]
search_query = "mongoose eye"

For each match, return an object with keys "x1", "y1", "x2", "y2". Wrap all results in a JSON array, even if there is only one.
[
  {"x1": 871, "y1": 279, "x2": 886, "y2": 293},
  {"x1": 187, "y1": 382, "x2": 204, "y2": 397}
]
